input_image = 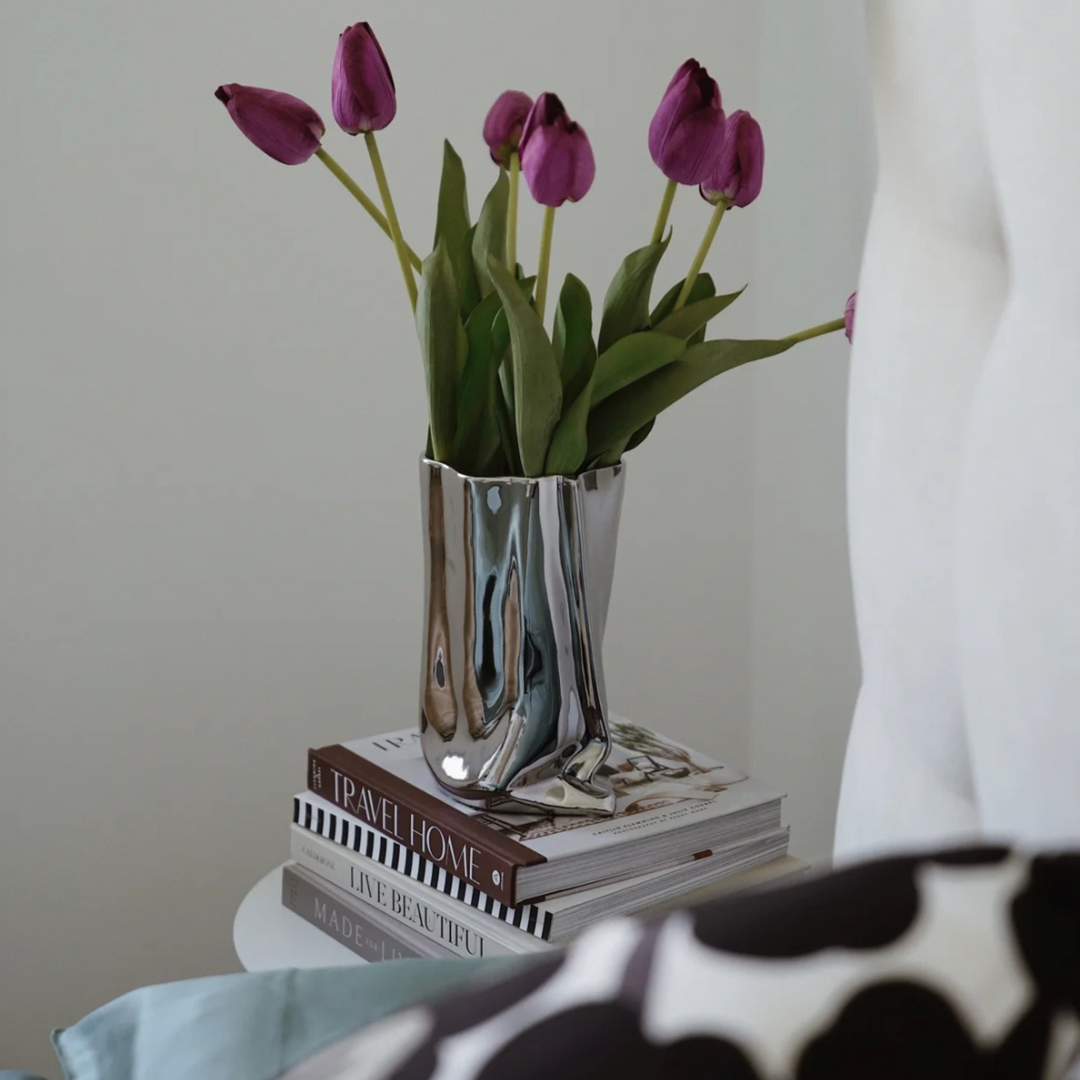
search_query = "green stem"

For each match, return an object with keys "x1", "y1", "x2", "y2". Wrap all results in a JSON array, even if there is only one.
[
  {"x1": 783, "y1": 316, "x2": 847, "y2": 345},
  {"x1": 651, "y1": 178, "x2": 678, "y2": 245},
  {"x1": 507, "y1": 151, "x2": 521, "y2": 273},
  {"x1": 315, "y1": 149, "x2": 422, "y2": 274},
  {"x1": 675, "y1": 200, "x2": 727, "y2": 310},
  {"x1": 534, "y1": 205, "x2": 557, "y2": 324},
  {"x1": 364, "y1": 131, "x2": 418, "y2": 310}
]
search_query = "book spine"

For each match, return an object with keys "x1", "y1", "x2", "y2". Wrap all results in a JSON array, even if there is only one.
[
  {"x1": 281, "y1": 864, "x2": 442, "y2": 963},
  {"x1": 290, "y1": 826, "x2": 549, "y2": 958},
  {"x1": 294, "y1": 794, "x2": 554, "y2": 941},
  {"x1": 309, "y1": 746, "x2": 528, "y2": 906}
]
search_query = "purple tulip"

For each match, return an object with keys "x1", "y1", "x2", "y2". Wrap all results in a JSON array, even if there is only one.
[
  {"x1": 483, "y1": 90, "x2": 534, "y2": 168},
  {"x1": 519, "y1": 93, "x2": 595, "y2": 207},
  {"x1": 700, "y1": 109, "x2": 764, "y2": 208},
  {"x1": 331, "y1": 22, "x2": 396, "y2": 135},
  {"x1": 215, "y1": 84, "x2": 325, "y2": 165},
  {"x1": 845, "y1": 291, "x2": 857, "y2": 343},
  {"x1": 648, "y1": 59, "x2": 726, "y2": 185}
]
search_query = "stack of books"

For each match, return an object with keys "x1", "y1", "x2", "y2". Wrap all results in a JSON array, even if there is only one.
[{"x1": 281, "y1": 718, "x2": 799, "y2": 961}]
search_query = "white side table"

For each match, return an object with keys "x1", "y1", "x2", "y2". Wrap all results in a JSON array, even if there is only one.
[{"x1": 233, "y1": 863, "x2": 363, "y2": 972}]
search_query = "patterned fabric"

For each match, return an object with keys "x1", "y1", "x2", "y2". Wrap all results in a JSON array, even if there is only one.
[{"x1": 282, "y1": 846, "x2": 1080, "y2": 1080}]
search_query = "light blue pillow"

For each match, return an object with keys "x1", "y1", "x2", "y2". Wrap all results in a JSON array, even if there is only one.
[{"x1": 50, "y1": 958, "x2": 530, "y2": 1080}]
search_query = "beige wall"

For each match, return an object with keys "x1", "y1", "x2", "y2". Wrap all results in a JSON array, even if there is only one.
[
  {"x1": 750, "y1": 1, "x2": 874, "y2": 863},
  {"x1": 0, "y1": 2, "x2": 867, "y2": 1074}
]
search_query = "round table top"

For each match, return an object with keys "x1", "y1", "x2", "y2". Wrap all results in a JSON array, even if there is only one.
[{"x1": 233, "y1": 863, "x2": 365, "y2": 972}]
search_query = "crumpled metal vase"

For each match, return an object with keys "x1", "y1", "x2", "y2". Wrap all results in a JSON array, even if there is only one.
[{"x1": 419, "y1": 458, "x2": 625, "y2": 816}]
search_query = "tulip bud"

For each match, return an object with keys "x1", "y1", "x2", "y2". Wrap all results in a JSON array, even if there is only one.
[
  {"x1": 332, "y1": 22, "x2": 397, "y2": 135},
  {"x1": 845, "y1": 291, "x2": 857, "y2": 343},
  {"x1": 215, "y1": 84, "x2": 325, "y2": 165},
  {"x1": 648, "y1": 59, "x2": 726, "y2": 186},
  {"x1": 519, "y1": 93, "x2": 595, "y2": 207},
  {"x1": 700, "y1": 110, "x2": 764, "y2": 209},
  {"x1": 483, "y1": 90, "x2": 534, "y2": 168}
]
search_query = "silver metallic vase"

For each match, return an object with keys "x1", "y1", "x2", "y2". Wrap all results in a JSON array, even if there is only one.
[{"x1": 419, "y1": 458, "x2": 625, "y2": 816}]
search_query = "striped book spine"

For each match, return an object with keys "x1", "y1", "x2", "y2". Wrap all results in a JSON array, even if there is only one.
[{"x1": 294, "y1": 793, "x2": 554, "y2": 940}]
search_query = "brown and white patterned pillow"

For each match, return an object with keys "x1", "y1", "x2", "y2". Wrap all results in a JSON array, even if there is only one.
[{"x1": 283, "y1": 846, "x2": 1080, "y2": 1080}]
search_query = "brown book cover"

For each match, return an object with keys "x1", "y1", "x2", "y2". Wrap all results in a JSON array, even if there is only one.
[
  {"x1": 308, "y1": 742, "x2": 544, "y2": 907},
  {"x1": 306, "y1": 721, "x2": 782, "y2": 907}
]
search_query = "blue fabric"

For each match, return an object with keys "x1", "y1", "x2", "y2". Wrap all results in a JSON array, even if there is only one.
[
  {"x1": 0, "y1": 1072, "x2": 49, "y2": 1080},
  {"x1": 50, "y1": 958, "x2": 530, "y2": 1080}
]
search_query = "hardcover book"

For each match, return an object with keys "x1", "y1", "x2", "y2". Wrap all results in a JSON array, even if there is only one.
[
  {"x1": 290, "y1": 825, "x2": 551, "y2": 958},
  {"x1": 292, "y1": 794, "x2": 791, "y2": 943},
  {"x1": 290, "y1": 827, "x2": 803, "y2": 959},
  {"x1": 308, "y1": 718, "x2": 783, "y2": 905},
  {"x1": 280, "y1": 862, "x2": 455, "y2": 963}
]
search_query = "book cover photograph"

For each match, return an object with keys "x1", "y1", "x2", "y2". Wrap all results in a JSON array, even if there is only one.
[{"x1": 474, "y1": 719, "x2": 752, "y2": 843}]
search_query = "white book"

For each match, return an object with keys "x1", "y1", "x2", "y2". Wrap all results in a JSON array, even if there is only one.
[
  {"x1": 290, "y1": 825, "x2": 552, "y2": 958},
  {"x1": 309, "y1": 718, "x2": 785, "y2": 906},
  {"x1": 293, "y1": 791, "x2": 792, "y2": 944}
]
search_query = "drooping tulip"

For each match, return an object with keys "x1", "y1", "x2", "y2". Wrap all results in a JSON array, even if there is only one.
[
  {"x1": 845, "y1": 291, "x2": 857, "y2": 343},
  {"x1": 332, "y1": 22, "x2": 397, "y2": 135},
  {"x1": 215, "y1": 84, "x2": 325, "y2": 165},
  {"x1": 648, "y1": 60, "x2": 726, "y2": 186},
  {"x1": 700, "y1": 109, "x2": 764, "y2": 208},
  {"x1": 519, "y1": 93, "x2": 595, "y2": 207},
  {"x1": 483, "y1": 90, "x2": 534, "y2": 168}
]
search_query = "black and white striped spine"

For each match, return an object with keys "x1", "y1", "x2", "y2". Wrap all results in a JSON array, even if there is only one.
[{"x1": 294, "y1": 794, "x2": 553, "y2": 941}]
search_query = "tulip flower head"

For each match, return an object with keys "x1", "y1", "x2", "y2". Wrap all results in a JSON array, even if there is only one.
[
  {"x1": 215, "y1": 84, "x2": 325, "y2": 165},
  {"x1": 332, "y1": 22, "x2": 397, "y2": 135},
  {"x1": 700, "y1": 110, "x2": 764, "y2": 209},
  {"x1": 519, "y1": 93, "x2": 595, "y2": 207},
  {"x1": 648, "y1": 60, "x2": 726, "y2": 186},
  {"x1": 484, "y1": 90, "x2": 534, "y2": 168},
  {"x1": 845, "y1": 291, "x2": 857, "y2": 343}
]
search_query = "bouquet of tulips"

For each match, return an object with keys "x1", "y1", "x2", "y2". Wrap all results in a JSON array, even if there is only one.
[{"x1": 217, "y1": 23, "x2": 855, "y2": 479}]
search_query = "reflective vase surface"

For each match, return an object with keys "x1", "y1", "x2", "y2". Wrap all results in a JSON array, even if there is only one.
[{"x1": 419, "y1": 457, "x2": 625, "y2": 815}]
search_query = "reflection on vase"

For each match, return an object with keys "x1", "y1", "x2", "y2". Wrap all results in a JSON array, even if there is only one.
[{"x1": 419, "y1": 458, "x2": 625, "y2": 815}]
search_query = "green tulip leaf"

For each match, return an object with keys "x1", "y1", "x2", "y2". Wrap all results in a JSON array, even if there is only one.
[
  {"x1": 591, "y1": 331, "x2": 687, "y2": 405},
  {"x1": 487, "y1": 255, "x2": 562, "y2": 477},
  {"x1": 624, "y1": 417, "x2": 656, "y2": 454},
  {"x1": 584, "y1": 416, "x2": 656, "y2": 471},
  {"x1": 493, "y1": 389, "x2": 521, "y2": 476},
  {"x1": 453, "y1": 289, "x2": 506, "y2": 475},
  {"x1": 434, "y1": 140, "x2": 479, "y2": 318},
  {"x1": 460, "y1": 224, "x2": 479, "y2": 320},
  {"x1": 416, "y1": 240, "x2": 467, "y2": 462},
  {"x1": 493, "y1": 275, "x2": 537, "y2": 419},
  {"x1": 495, "y1": 319, "x2": 513, "y2": 414},
  {"x1": 472, "y1": 170, "x2": 509, "y2": 300},
  {"x1": 586, "y1": 336, "x2": 798, "y2": 461},
  {"x1": 592, "y1": 439, "x2": 630, "y2": 469},
  {"x1": 652, "y1": 287, "x2": 745, "y2": 342},
  {"x1": 545, "y1": 380, "x2": 594, "y2": 476},
  {"x1": 491, "y1": 276, "x2": 537, "y2": 359},
  {"x1": 649, "y1": 272, "x2": 715, "y2": 327},
  {"x1": 597, "y1": 233, "x2": 671, "y2": 353},
  {"x1": 553, "y1": 273, "x2": 596, "y2": 402}
]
